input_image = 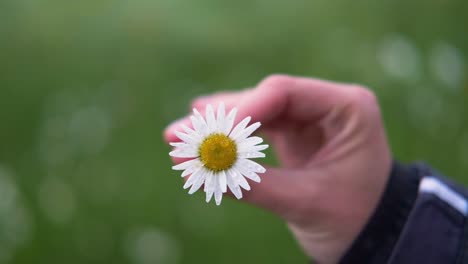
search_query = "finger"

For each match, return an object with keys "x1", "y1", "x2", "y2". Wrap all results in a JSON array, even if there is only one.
[
  {"x1": 240, "y1": 166, "x2": 305, "y2": 217},
  {"x1": 170, "y1": 74, "x2": 351, "y2": 133},
  {"x1": 235, "y1": 74, "x2": 351, "y2": 125},
  {"x1": 164, "y1": 74, "x2": 350, "y2": 146}
]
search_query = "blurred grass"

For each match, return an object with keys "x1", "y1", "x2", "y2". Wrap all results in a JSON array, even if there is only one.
[{"x1": 0, "y1": 0, "x2": 467, "y2": 263}]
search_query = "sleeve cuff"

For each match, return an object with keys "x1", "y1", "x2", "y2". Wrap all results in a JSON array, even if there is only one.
[{"x1": 339, "y1": 161, "x2": 425, "y2": 264}]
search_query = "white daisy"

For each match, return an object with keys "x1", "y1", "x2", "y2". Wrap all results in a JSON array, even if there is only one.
[{"x1": 169, "y1": 102, "x2": 268, "y2": 205}]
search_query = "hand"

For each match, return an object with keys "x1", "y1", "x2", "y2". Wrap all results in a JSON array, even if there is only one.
[{"x1": 164, "y1": 75, "x2": 392, "y2": 263}]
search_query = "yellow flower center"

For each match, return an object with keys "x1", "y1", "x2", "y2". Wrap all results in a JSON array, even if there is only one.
[{"x1": 199, "y1": 133, "x2": 237, "y2": 172}]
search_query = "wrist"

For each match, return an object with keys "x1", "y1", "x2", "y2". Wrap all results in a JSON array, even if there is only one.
[{"x1": 339, "y1": 161, "x2": 424, "y2": 263}]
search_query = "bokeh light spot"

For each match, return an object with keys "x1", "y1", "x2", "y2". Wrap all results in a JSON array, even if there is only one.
[
  {"x1": 125, "y1": 228, "x2": 181, "y2": 264},
  {"x1": 38, "y1": 176, "x2": 76, "y2": 224}
]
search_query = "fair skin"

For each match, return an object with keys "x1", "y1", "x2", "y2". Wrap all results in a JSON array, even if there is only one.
[{"x1": 164, "y1": 75, "x2": 392, "y2": 264}]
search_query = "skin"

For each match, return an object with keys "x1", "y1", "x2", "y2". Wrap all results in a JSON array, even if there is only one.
[{"x1": 164, "y1": 75, "x2": 392, "y2": 264}]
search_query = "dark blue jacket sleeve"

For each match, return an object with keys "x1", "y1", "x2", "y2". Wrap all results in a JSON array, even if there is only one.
[{"x1": 339, "y1": 162, "x2": 468, "y2": 264}]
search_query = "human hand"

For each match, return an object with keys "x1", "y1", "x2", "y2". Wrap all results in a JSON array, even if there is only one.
[{"x1": 164, "y1": 75, "x2": 392, "y2": 263}]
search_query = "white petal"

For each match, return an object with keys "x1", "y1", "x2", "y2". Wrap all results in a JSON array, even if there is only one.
[
  {"x1": 169, "y1": 147, "x2": 198, "y2": 158},
  {"x1": 238, "y1": 136, "x2": 263, "y2": 149},
  {"x1": 229, "y1": 116, "x2": 251, "y2": 139},
  {"x1": 188, "y1": 169, "x2": 208, "y2": 194},
  {"x1": 206, "y1": 191, "x2": 214, "y2": 203},
  {"x1": 226, "y1": 169, "x2": 242, "y2": 199},
  {"x1": 169, "y1": 142, "x2": 187, "y2": 148},
  {"x1": 181, "y1": 160, "x2": 203, "y2": 177},
  {"x1": 175, "y1": 131, "x2": 198, "y2": 145},
  {"x1": 192, "y1": 109, "x2": 209, "y2": 136},
  {"x1": 205, "y1": 104, "x2": 217, "y2": 132},
  {"x1": 203, "y1": 173, "x2": 212, "y2": 192},
  {"x1": 214, "y1": 173, "x2": 223, "y2": 205},
  {"x1": 233, "y1": 122, "x2": 261, "y2": 141},
  {"x1": 214, "y1": 190, "x2": 222, "y2": 205},
  {"x1": 183, "y1": 168, "x2": 203, "y2": 189},
  {"x1": 172, "y1": 158, "x2": 201, "y2": 171},
  {"x1": 252, "y1": 144, "x2": 269, "y2": 151},
  {"x1": 223, "y1": 107, "x2": 238, "y2": 135},
  {"x1": 204, "y1": 173, "x2": 216, "y2": 193},
  {"x1": 235, "y1": 163, "x2": 261, "y2": 183},
  {"x1": 183, "y1": 174, "x2": 198, "y2": 189},
  {"x1": 216, "y1": 102, "x2": 226, "y2": 133},
  {"x1": 190, "y1": 114, "x2": 201, "y2": 129},
  {"x1": 237, "y1": 158, "x2": 266, "y2": 173},
  {"x1": 180, "y1": 124, "x2": 195, "y2": 133},
  {"x1": 181, "y1": 168, "x2": 194, "y2": 177},
  {"x1": 218, "y1": 171, "x2": 227, "y2": 193},
  {"x1": 238, "y1": 151, "x2": 266, "y2": 159},
  {"x1": 180, "y1": 124, "x2": 202, "y2": 140},
  {"x1": 229, "y1": 169, "x2": 250, "y2": 191},
  {"x1": 238, "y1": 144, "x2": 269, "y2": 153},
  {"x1": 190, "y1": 116, "x2": 203, "y2": 135},
  {"x1": 193, "y1": 108, "x2": 207, "y2": 125},
  {"x1": 213, "y1": 173, "x2": 223, "y2": 205}
]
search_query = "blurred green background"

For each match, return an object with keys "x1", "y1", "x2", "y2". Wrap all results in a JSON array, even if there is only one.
[{"x1": 0, "y1": 0, "x2": 467, "y2": 263}]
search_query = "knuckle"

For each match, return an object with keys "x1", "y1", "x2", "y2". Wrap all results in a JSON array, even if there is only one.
[
  {"x1": 347, "y1": 85, "x2": 381, "y2": 117},
  {"x1": 348, "y1": 85, "x2": 375, "y2": 102},
  {"x1": 258, "y1": 74, "x2": 293, "y2": 91}
]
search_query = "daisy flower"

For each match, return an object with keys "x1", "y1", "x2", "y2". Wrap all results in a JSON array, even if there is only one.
[{"x1": 169, "y1": 102, "x2": 268, "y2": 205}]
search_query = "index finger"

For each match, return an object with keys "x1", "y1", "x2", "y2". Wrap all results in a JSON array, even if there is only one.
[{"x1": 164, "y1": 74, "x2": 350, "y2": 143}]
